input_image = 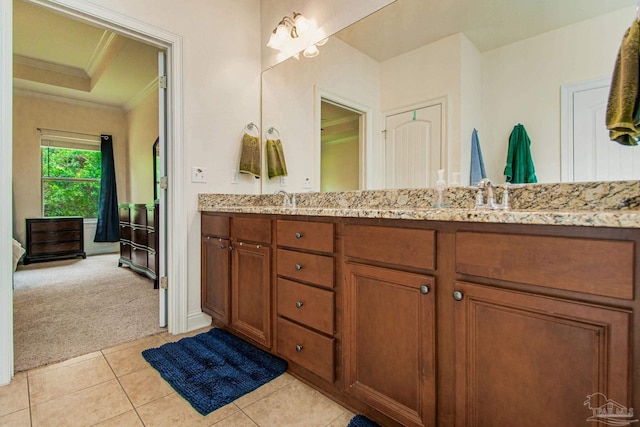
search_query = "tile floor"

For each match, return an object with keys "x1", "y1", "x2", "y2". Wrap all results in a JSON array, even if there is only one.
[{"x1": 0, "y1": 328, "x2": 355, "y2": 427}]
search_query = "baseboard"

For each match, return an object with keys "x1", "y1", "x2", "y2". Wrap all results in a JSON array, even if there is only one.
[{"x1": 187, "y1": 310, "x2": 212, "y2": 332}]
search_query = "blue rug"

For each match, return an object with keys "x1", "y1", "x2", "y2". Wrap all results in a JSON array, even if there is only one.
[
  {"x1": 142, "y1": 328, "x2": 288, "y2": 415},
  {"x1": 348, "y1": 414, "x2": 381, "y2": 427}
]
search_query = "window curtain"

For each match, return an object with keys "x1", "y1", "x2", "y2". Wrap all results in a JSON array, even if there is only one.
[{"x1": 94, "y1": 135, "x2": 119, "y2": 242}]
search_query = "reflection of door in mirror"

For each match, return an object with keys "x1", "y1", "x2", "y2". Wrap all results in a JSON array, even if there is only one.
[
  {"x1": 153, "y1": 137, "x2": 160, "y2": 201},
  {"x1": 320, "y1": 100, "x2": 363, "y2": 192},
  {"x1": 563, "y1": 79, "x2": 640, "y2": 182},
  {"x1": 384, "y1": 104, "x2": 442, "y2": 189}
]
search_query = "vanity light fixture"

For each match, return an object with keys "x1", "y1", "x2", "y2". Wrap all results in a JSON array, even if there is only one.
[
  {"x1": 303, "y1": 44, "x2": 319, "y2": 58},
  {"x1": 267, "y1": 12, "x2": 311, "y2": 50}
]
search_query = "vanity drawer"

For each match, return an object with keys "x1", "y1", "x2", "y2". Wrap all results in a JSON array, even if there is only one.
[
  {"x1": 277, "y1": 317, "x2": 334, "y2": 383},
  {"x1": 231, "y1": 217, "x2": 271, "y2": 244},
  {"x1": 344, "y1": 225, "x2": 436, "y2": 270},
  {"x1": 455, "y1": 231, "x2": 634, "y2": 299},
  {"x1": 277, "y1": 220, "x2": 334, "y2": 253},
  {"x1": 277, "y1": 278, "x2": 334, "y2": 335},
  {"x1": 277, "y1": 249, "x2": 334, "y2": 288},
  {"x1": 201, "y1": 214, "x2": 229, "y2": 238}
]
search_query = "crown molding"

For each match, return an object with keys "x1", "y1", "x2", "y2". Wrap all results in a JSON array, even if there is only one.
[
  {"x1": 13, "y1": 54, "x2": 88, "y2": 78},
  {"x1": 124, "y1": 77, "x2": 158, "y2": 112},
  {"x1": 13, "y1": 87, "x2": 123, "y2": 112}
]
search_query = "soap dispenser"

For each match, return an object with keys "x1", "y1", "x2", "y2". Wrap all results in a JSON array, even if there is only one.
[{"x1": 433, "y1": 169, "x2": 448, "y2": 208}]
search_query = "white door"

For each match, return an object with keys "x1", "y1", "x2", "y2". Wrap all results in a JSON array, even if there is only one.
[
  {"x1": 571, "y1": 83, "x2": 640, "y2": 181},
  {"x1": 158, "y1": 51, "x2": 167, "y2": 328},
  {"x1": 384, "y1": 104, "x2": 442, "y2": 188}
]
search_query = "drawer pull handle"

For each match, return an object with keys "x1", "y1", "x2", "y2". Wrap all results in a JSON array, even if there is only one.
[
  {"x1": 420, "y1": 285, "x2": 430, "y2": 295},
  {"x1": 296, "y1": 344, "x2": 304, "y2": 352},
  {"x1": 220, "y1": 244, "x2": 226, "y2": 249},
  {"x1": 295, "y1": 264, "x2": 303, "y2": 271},
  {"x1": 295, "y1": 301, "x2": 304, "y2": 308},
  {"x1": 295, "y1": 232, "x2": 303, "y2": 239},
  {"x1": 453, "y1": 291, "x2": 464, "y2": 301}
]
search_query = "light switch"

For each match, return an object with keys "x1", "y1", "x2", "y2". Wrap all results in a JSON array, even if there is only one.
[
  {"x1": 192, "y1": 167, "x2": 207, "y2": 183},
  {"x1": 303, "y1": 177, "x2": 311, "y2": 189}
]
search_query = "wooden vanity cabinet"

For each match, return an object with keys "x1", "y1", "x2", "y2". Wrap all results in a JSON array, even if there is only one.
[
  {"x1": 201, "y1": 214, "x2": 230, "y2": 325},
  {"x1": 230, "y1": 217, "x2": 273, "y2": 348},
  {"x1": 453, "y1": 229, "x2": 636, "y2": 427},
  {"x1": 275, "y1": 219, "x2": 337, "y2": 383},
  {"x1": 343, "y1": 223, "x2": 437, "y2": 427}
]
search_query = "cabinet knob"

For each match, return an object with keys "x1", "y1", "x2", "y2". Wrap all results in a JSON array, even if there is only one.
[
  {"x1": 453, "y1": 291, "x2": 464, "y2": 301},
  {"x1": 420, "y1": 285, "x2": 430, "y2": 295},
  {"x1": 295, "y1": 232, "x2": 303, "y2": 239},
  {"x1": 295, "y1": 301, "x2": 304, "y2": 308},
  {"x1": 220, "y1": 244, "x2": 226, "y2": 249},
  {"x1": 295, "y1": 264, "x2": 303, "y2": 271},
  {"x1": 296, "y1": 344, "x2": 304, "y2": 352}
]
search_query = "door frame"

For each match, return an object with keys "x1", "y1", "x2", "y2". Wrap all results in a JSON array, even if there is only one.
[
  {"x1": 560, "y1": 77, "x2": 610, "y2": 182},
  {"x1": 0, "y1": 0, "x2": 187, "y2": 385},
  {"x1": 314, "y1": 86, "x2": 372, "y2": 191}
]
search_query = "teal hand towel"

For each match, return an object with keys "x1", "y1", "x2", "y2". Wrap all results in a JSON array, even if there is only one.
[
  {"x1": 238, "y1": 133, "x2": 261, "y2": 178},
  {"x1": 266, "y1": 138, "x2": 288, "y2": 179},
  {"x1": 504, "y1": 124, "x2": 537, "y2": 184},
  {"x1": 606, "y1": 20, "x2": 640, "y2": 146}
]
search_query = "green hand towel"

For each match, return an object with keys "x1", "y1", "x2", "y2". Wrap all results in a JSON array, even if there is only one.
[
  {"x1": 504, "y1": 124, "x2": 537, "y2": 184},
  {"x1": 238, "y1": 133, "x2": 261, "y2": 178},
  {"x1": 266, "y1": 138, "x2": 288, "y2": 179},
  {"x1": 606, "y1": 20, "x2": 640, "y2": 146}
]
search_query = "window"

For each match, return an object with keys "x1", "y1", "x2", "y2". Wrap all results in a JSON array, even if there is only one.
[{"x1": 41, "y1": 138, "x2": 101, "y2": 218}]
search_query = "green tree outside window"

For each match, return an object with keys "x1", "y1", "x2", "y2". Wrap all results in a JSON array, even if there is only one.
[{"x1": 41, "y1": 146, "x2": 101, "y2": 218}]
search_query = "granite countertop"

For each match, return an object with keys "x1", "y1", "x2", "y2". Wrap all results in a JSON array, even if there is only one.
[{"x1": 198, "y1": 181, "x2": 640, "y2": 229}]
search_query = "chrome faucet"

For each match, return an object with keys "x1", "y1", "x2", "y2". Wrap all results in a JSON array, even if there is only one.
[
  {"x1": 476, "y1": 179, "x2": 509, "y2": 210},
  {"x1": 275, "y1": 190, "x2": 295, "y2": 208}
]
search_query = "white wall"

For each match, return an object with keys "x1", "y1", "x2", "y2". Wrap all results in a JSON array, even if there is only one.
[
  {"x1": 127, "y1": 90, "x2": 159, "y2": 203},
  {"x1": 481, "y1": 7, "x2": 631, "y2": 183},
  {"x1": 262, "y1": 36, "x2": 380, "y2": 193}
]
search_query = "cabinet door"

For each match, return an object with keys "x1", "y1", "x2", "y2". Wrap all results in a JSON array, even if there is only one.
[
  {"x1": 201, "y1": 236, "x2": 230, "y2": 325},
  {"x1": 454, "y1": 281, "x2": 631, "y2": 427},
  {"x1": 344, "y1": 262, "x2": 435, "y2": 427},
  {"x1": 232, "y1": 243, "x2": 271, "y2": 348}
]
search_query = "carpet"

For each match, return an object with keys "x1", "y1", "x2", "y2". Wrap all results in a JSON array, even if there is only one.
[
  {"x1": 142, "y1": 328, "x2": 288, "y2": 415},
  {"x1": 13, "y1": 253, "x2": 165, "y2": 371},
  {"x1": 348, "y1": 415, "x2": 381, "y2": 427}
]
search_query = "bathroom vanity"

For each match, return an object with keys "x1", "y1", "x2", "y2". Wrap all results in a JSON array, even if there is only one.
[{"x1": 199, "y1": 182, "x2": 640, "y2": 427}]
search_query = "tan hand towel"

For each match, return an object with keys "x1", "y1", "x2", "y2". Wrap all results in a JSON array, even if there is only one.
[
  {"x1": 238, "y1": 133, "x2": 261, "y2": 178},
  {"x1": 606, "y1": 21, "x2": 640, "y2": 146},
  {"x1": 266, "y1": 138, "x2": 288, "y2": 179}
]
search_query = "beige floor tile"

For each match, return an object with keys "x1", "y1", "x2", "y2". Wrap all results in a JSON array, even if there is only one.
[
  {"x1": 103, "y1": 335, "x2": 166, "y2": 377},
  {"x1": 211, "y1": 410, "x2": 258, "y2": 426},
  {"x1": 0, "y1": 372, "x2": 29, "y2": 417},
  {"x1": 119, "y1": 366, "x2": 174, "y2": 407},
  {"x1": 0, "y1": 408, "x2": 30, "y2": 427},
  {"x1": 233, "y1": 373, "x2": 296, "y2": 409},
  {"x1": 136, "y1": 392, "x2": 239, "y2": 427},
  {"x1": 102, "y1": 334, "x2": 166, "y2": 355},
  {"x1": 160, "y1": 326, "x2": 213, "y2": 343},
  {"x1": 242, "y1": 379, "x2": 347, "y2": 427},
  {"x1": 326, "y1": 411, "x2": 356, "y2": 427},
  {"x1": 31, "y1": 378, "x2": 133, "y2": 427},
  {"x1": 27, "y1": 351, "x2": 103, "y2": 376},
  {"x1": 93, "y1": 410, "x2": 144, "y2": 426},
  {"x1": 29, "y1": 355, "x2": 115, "y2": 405}
]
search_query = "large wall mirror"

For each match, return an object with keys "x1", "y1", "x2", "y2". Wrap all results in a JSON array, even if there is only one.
[{"x1": 261, "y1": 0, "x2": 639, "y2": 194}]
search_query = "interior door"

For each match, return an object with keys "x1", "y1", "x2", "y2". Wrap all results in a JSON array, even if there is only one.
[
  {"x1": 572, "y1": 84, "x2": 640, "y2": 181},
  {"x1": 384, "y1": 104, "x2": 442, "y2": 189},
  {"x1": 158, "y1": 51, "x2": 167, "y2": 327}
]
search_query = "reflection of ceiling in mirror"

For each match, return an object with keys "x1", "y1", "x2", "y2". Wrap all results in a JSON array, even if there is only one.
[{"x1": 336, "y1": 0, "x2": 635, "y2": 61}]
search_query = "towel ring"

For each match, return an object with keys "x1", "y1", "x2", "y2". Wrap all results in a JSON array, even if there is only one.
[
  {"x1": 266, "y1": 127, "x2": 280, "y2": 140},
  {"x1": 244, "y1": 122, "x2": 260, "y2": 137}
]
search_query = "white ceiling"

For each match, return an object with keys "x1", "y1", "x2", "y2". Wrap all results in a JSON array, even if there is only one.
[
  {"x1": 337, "y1": 0, "x2": 636, "y2": 62},
  {"x1": 12, "y1": 0, "x2": 161, "y2": 110}
]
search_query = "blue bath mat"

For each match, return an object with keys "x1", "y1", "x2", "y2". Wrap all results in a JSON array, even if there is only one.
[
  {"x1": 348, "y1": 414, "x2": 381, "y2": 427},
  {"x1": 142, "y1": 328, "x2": 288, "y2": 415}
]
